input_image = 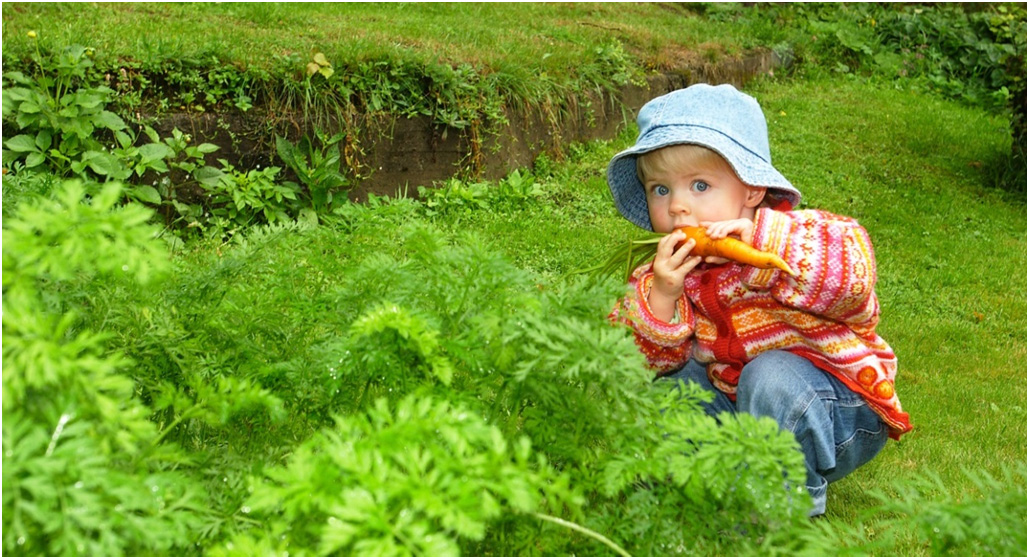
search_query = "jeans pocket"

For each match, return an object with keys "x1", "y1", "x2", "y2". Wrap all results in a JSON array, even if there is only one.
[{"x1": 827, "y1": 405, "x2": 888, "y2": 483}]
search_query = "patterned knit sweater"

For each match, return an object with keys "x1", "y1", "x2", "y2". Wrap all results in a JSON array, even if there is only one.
[{"x1": 610, "y1": 208, "x2": 913, "y2": 439}]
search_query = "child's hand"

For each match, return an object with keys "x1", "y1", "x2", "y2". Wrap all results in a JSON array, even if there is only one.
[
  {"x1": 648, "y1": 229, "x2": 702, "y2": 322},
  {"x1": 699, "y1": 219, "x2": 756, "y2": 265}
]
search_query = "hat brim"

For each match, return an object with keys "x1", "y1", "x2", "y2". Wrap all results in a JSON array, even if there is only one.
[{"x1": 607, "y1": 124, "x2": 801, "y2": 231}]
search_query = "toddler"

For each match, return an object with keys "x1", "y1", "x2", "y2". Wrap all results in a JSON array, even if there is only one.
[{"x1": 607, "y1": 84, "x2": 912, "y2": 516}]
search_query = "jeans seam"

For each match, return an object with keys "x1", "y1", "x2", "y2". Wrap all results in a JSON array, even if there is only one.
[
  {"x1": 784, "y1": 388, "x2": 820, "y2": 433},
  {"x1": 836, "y1": 424, "x2": 886, "y2": 456}
]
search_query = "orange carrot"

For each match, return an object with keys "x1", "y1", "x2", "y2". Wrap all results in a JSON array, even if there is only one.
[
  {"x1": 575, "y1": 226, "x2": 795, "y2": 282},
  {"x1": 674, "y1": 226, "x2": 796, "y2": 276}
]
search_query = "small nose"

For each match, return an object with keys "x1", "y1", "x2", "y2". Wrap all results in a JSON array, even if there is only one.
[{"x1": 668, "y1": 191, "x2": 690, "y2": 217}]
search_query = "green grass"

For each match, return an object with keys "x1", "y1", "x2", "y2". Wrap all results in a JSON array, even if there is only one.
[{"x1": 1, "y1": 3, "x2": 770, "y2": 77}]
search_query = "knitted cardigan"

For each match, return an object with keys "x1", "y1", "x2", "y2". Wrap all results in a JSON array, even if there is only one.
[{"x1": 610, "y1": 208, "x2": 913, "y2": 439}]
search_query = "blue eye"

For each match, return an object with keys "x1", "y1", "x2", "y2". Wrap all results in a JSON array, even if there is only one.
[
  {"x1": 692, "y1": 181, "x2": 710, "y2": 192},
  {"x1": 653, "y1": 185, "x2": 670, "y2": 196}
]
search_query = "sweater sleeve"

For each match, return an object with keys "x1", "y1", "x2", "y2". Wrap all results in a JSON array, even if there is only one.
[
  {"x1": 741, "y1": 208, "x2": 880, "y2": 331},
  {"x1": 609, "y1": 263, "x2": 694, "y2": 375}
]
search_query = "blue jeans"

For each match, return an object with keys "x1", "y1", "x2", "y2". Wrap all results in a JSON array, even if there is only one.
[{"x1": 665, "y1": 350, "x2": 889, "y2": 516}]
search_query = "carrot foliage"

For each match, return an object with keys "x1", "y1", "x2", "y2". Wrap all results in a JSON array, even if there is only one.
[{"x1": 3, "y1": 184, "x2": 820, "y2": 555}]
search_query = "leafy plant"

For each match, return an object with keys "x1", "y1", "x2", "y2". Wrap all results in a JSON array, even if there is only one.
[
  {"x1": 104, "y1": 124, "x2": 216, "y2": 205},
  {"x1": 221, "y1": 394, "x2": 579, "y2": 556},
  {"x1": 747, "y1": 4, "x2": 1026, "y2": 117},
  {"x1": 1, "y1": 38, "x2": 223, "y2": 208},
  {"x1": 417, "y1": 169, "x2": 544, "y2": 219},
  {"x1": 0, "y1": 164, "x2": 60, "y2": 218},
  {"x1": 260, "y1": 222, "x2": 818, "y2": 553},
  {"x1": 198, "y1": 160, "x2": 297, "y2": 231},
  {"x1": 159, "y1": 60, "x2": 256, "y2": 113},
  {"x1": 873, "y1": 466, "x2": 1027, "y2": 554},
  {"x1": 2, "y1": 44, "x2": 128, "y2": 178},
  {"x1": 275, "y1": 129, "x2": 349, "y2": 216},
  {"x1": 2, "y1": 181, "x2": 206, "y2": 555},
  {"x1": 418, "y1": 179, "x2": 491, "y2": 217},
  {"x1": 305, "y1": 50, "x2": 334, "y2": 79}
]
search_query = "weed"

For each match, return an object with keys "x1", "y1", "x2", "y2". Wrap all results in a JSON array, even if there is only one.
[
  {"x1": 1, "y1": 40, "x2": 225, "y2": 216},
  {"x1": 198, "y1": 160, "x2": 297, "y2": 233},
  {"x1": 2, "y1": 45, "x2": 128, "y2": 178},
  {"x1": 275, "y1": 129, "x2": 350, "y2": 216}
]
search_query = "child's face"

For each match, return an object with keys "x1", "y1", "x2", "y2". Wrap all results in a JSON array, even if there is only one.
[{"x1": 641, "y1": 154, "x2": 766, "y2": 233}]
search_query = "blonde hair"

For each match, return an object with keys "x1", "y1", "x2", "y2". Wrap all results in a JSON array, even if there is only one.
[
  {"x1": 636, "y1": 144, "x2": 784, "y2": 208},
  {"x1": 636, "y1": 144, "x2": 735, "y2": 183}
]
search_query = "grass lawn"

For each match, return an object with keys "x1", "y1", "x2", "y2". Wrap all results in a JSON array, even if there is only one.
[
  {"x1": 2, "y1": 3, "x2": 771, "y2": 85},
  {"x1": 1, "y1": 3, "x2": 764, "y2": 67}
]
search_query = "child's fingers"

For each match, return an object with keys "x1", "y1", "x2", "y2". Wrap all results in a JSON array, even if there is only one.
[
  {"x1": 680, "y1": 254, "x2": 704, "y2": 274},
  {"x1": 654, "y1": 235, "x2": 697, "y2": 286},
  {"x1": 700, "y1": 220, "x2": 734, "y2": 239},
  {"x1": 656, "y1": 231, "x2": 688, "y2": 258},
  {"x1": 701, "y1": 219, "x2": 753, "y2": 241},
  {"x1": 668, "y1": 239, "x2": 697, "y2": 269},
  {"x1": 666, "y1": 235, "x2": 699, "y2": 266}
]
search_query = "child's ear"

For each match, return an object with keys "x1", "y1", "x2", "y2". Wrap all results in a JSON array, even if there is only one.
[{"x1": 744, "y1": 186, "x2": 767, "y2": 208}]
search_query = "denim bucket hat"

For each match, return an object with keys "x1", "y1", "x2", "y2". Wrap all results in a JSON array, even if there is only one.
[{"x1": 607, "y1": 83, "x2": 801, "y2": 230}]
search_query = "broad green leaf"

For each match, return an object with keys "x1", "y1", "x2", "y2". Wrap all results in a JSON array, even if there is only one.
[
  {"x1": 58, "y1": 104, "x2": 82, "y2": 119},
  {"x1": 83, "y1": 150, "x2": 128, "y2": 178},
  {"x1": 64, "y1": 117, "x2": 94, "y2": 139},
  {"x1": 146, "y1": 160, "x2": 169, "y2": 174},
  {"x1": 137, "y1": 142, "x2": 174, "y2": 163},
  {"x1": 95, "y1": 110, "x2": 127, "y2": 131},
  {"x1": 275, "y1": 135, "x2": 297, "y2": 167},
  {"x1": 130, "y1": 185, "x2": 162, "y2": 204},
  {"x1": 25, "y1": 152, "x2": 46, "y2": 168},
  {"x1": 3, "y1": 86, "x2": 33, "y2": 102},
  {"x1": 143, "y1": 125, "x2": 161, "y2": 144},
  {"x1": 115, "y1": 130, "x2": 133, "y2": 149},
  {"x1": 17, "y1": 110, "x2": 41, "y2": 128},
  {"x1": 5, "y1": 134, "x2": 39, "y2": 152},
  {"x1": 312, "y1": 52, "x2": 331, "y2": 67},
  {"x1": 70, "y1": 159, "x2": 89, "y2": 174},
  {"x1": 75, "y1": 91, "x2": 107, "y2": 109},
  {"x1": 3, "y1": 72, "x2": 32, "y2": 86},
  {"x1": 194, "y1": 165, "x2": 225, "y2": 187},
  {"x1": 65, "y1": 44, "x2": 88, "y2": 59},
  {"x1": 17, "y1": 99, "x2": 42, "y2": 114}
]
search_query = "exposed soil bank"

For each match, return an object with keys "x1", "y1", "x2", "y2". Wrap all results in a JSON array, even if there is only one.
[{"x1": 151, "y1": 49, "x2": 786, "y2": 201}]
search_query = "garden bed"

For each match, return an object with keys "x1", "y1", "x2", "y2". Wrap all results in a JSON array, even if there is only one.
[{"x1": 148, "y1": 49, "x2": 785, "y2": 201}]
